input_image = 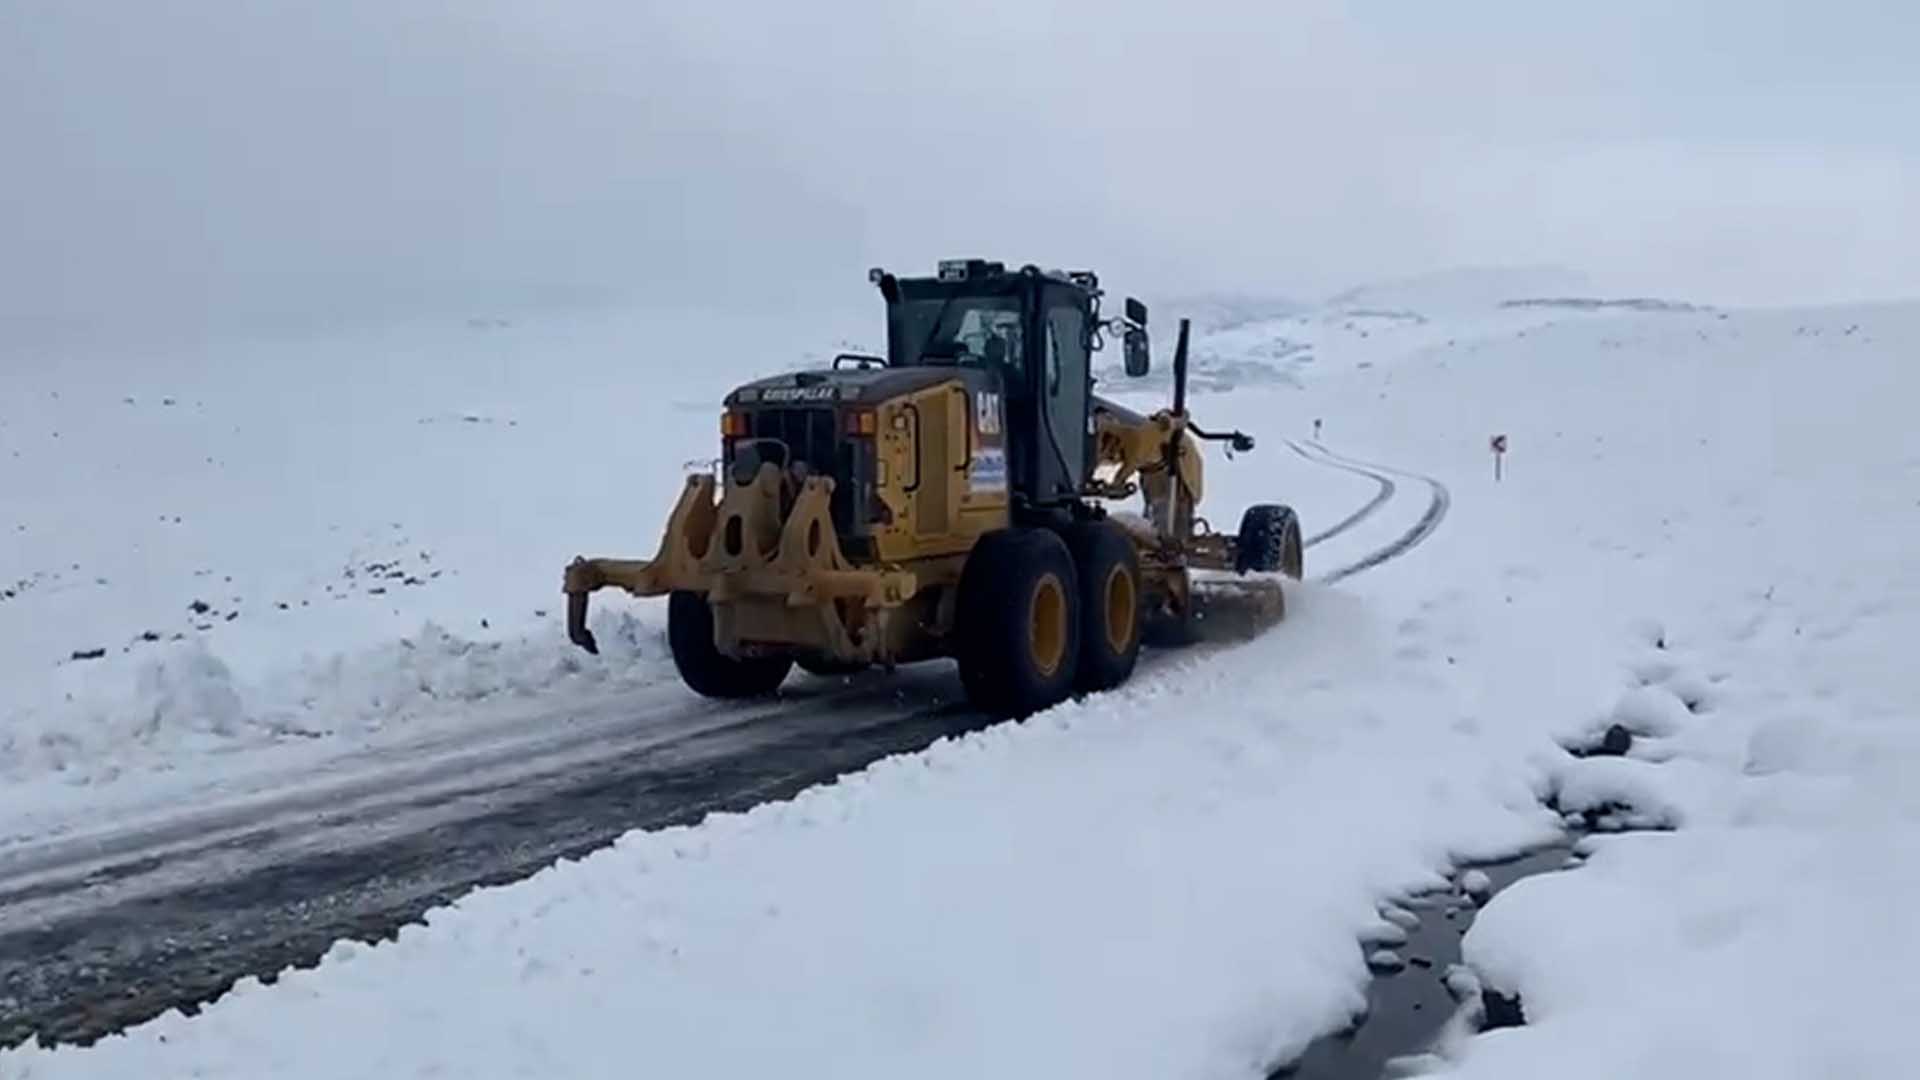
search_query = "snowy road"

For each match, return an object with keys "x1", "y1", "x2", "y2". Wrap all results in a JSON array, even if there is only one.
[
  {"x1": 1297, "y1": 442, "x2": 1452, "y2": 586},
  {"x1": 0, "y1": 667, "x2": 985, "y2": 1047},
  {"x1": 1289, "y1": 440, "x2": 1397, "y2": 548},
  {"x1": 0, "y1": 439, "x2": 1439, "y2": 1050}
]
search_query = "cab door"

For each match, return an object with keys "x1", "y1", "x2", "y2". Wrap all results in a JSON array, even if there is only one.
[{"x1": 1038, "y1": 285, "x2": 1092, "y2": 501}]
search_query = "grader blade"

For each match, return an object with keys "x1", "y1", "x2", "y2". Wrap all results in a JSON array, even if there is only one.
[{"x1": 1189, "y1": 571, "x2": 1290, "y2": 644}]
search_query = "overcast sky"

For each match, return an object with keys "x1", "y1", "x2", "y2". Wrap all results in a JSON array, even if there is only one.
[{"x1": 5, "y1": 0, "x2": 1917, "y2": 341}]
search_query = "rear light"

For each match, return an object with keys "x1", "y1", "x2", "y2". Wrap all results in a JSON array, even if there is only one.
[
  {"x1": 720, "y1": 411, "x2": 748, "y2": 438},
  {"x1": 844, "y1": 409, "x2": 877, "y2": 437}
]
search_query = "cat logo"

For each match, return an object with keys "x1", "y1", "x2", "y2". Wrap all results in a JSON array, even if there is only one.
[
  {"x1": 975, "y1": 391, "x2": 1003, "y2": 436},
  {"x1": 760, "y1": 385, "x2": 839, "y2": 403}
]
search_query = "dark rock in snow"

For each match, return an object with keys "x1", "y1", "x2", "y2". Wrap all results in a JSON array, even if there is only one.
[
  {"x1": 188, "y1": 600, "x2": 211, "y2": 615},
  {"x1": 1599, "y1": 724, "x2": 1633, "y2": 756},
  {"x1": 70, "y1": 648, "x2": 107, "y2": 661},
  {"x1": 1480, "y1": 989, "x2": 1526, "y2": 1031}
]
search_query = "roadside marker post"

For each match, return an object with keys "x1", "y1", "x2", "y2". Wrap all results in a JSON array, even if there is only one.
[{"x1": 1490, "y1": 434, "x2": 1508, "y2": 481}]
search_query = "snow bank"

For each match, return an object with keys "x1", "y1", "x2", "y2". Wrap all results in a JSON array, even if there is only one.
[
  {"x1": 0, "y1": 607, "x2": 669, "y2": 804},
  {"x1": 1457, "y1": 824, "x2": 1920, "y2": 1079},
  {"x1": 1394, "y1": 301, "x2": 1920, "y2": 1078}
]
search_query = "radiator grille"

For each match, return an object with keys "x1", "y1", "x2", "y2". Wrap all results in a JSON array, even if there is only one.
[{"x1": 734, "y1": 407, "x2": 861, "y2": 541}]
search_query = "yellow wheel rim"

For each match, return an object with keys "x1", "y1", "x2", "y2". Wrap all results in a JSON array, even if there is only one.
[
  {"x1": 1103, "y1": 563, "x2": 1136, "y2": 654},
  {"x1": 1029, "y1": 574, "x2": 1068, "y2": 677}
]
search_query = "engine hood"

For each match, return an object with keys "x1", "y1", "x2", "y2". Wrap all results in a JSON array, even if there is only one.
[{"x1": 725, "y1": 366, "x2": 968, "y2": 408}]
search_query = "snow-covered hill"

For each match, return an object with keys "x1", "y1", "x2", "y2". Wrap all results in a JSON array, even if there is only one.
[
  {"x1": 1323, "y1": 265, "x2": 1600, "y2": 314},
  {"x1": 7, "y1": 278, "x2": 1920, "y2": 1078}
]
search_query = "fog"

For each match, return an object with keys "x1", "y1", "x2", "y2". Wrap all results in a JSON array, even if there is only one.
[{"x1": 5, "y1": 0, "x2": 1918, "y2": 343}]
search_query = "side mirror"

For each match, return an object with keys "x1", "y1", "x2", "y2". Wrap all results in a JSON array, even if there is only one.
[
  {"x1": 1125, "y1": 297, "x2": 1148, "y2": 328},
  {"x1": 1124, "y1": 328, "x2": 1151, "y2": 377}
]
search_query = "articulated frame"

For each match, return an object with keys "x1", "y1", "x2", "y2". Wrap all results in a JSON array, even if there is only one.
[{"x1": 1091, "y1": 405, "x2": 1238, "y2": 575}]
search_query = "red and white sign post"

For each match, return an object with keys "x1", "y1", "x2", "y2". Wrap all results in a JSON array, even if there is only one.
[{"x1": 1490, "y1": 434, "x2": 1508, "y2": 481}]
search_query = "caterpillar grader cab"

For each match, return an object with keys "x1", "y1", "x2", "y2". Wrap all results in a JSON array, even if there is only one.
[{"x1": 563, "y1": 259, "x2": 1303, "y2": 718}]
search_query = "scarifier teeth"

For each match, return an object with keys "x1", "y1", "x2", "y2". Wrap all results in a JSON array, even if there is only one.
[{"x1": 566, "y1": 593, "x2": 600, "y2": 655}]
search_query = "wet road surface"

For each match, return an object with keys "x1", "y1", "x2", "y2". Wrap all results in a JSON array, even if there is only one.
[{"x1": 0, "y1": 667, "x2": 981, "y2": 1047}]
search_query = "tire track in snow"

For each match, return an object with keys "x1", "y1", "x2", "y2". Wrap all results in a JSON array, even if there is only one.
[
  {"x1": 1286, "y1": 439, "x2": 1396, "y2": 548},
  {"x1": 1289, "y1": 439, "x2": 1451, "y2": 585}
]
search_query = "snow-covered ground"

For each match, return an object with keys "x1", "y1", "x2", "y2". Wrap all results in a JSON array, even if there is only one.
[
  {"x1": 0, "y1": 304, "x2": 876, "y2": 837},
  {"x1": 6, "y1": 271, "x2": 1919, "y2": 1077}
]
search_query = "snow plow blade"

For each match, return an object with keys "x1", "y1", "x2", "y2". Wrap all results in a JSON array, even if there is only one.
[{"x1": 1190, "y1": 573, "x2": 1290, "y2": 644}]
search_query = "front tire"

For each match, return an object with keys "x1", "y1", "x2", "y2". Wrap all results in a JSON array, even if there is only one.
[
  {"x1": 956, "y1": 529, "x2": 1080, "y2": 718},
  {"x1": 1063, "y1": 520, "x2": 1142, "y2": 692},
  {"x1": 667, "y1": 590, "x2": 792, "y2": 698},
  {"x1": 1235, "y1": 504, "x2": 1304, "y2": 578}
]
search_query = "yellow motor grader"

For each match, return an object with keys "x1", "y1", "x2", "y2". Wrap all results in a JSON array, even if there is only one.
[{"x1": 564, "y1": 259, "x2": 1302, "y2": 717}]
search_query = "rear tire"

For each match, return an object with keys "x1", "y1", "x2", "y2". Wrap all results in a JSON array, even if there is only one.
[
  {"x1": 956, "y1": 529, "x2": 1080, "y2": 718},
  {"x1": 1235, "y1": 504, "x2": 1304, "y2": 578},
  {"x1": 668, "y1": 590, "x2": 792, "y2": 698},
  {"x1": 1063, "y1": 520, "x2": 1142, "y2": 692}
]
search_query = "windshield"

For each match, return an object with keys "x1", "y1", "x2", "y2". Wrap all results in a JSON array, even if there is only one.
[{"x1": 893, "y1": 294, "x2": 1026, "y2": 376}]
